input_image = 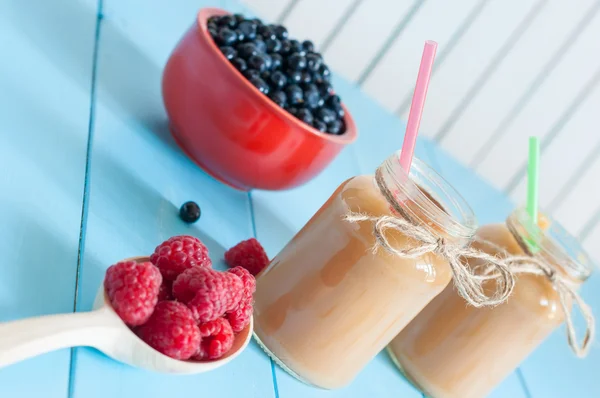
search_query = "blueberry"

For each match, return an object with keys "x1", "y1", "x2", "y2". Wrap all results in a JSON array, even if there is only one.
[
  {"x1": 237, "y1": 21, "x2": 257, "y2": 41},
  {"x1": 290, "y1": 39, "x2": 303, "y2": 54},
  {"x1": 270, "y1": 71, "x2": 287, "y2": 88},
  {"x1": 300, "y1": 71, "x2": 312, "y2": 85},
  {"x1": 330, "y1": 101, "x2": 344, "y2": 118},
  {"x1": 248, "y1": 54, "x2": 268, "y2": 72},
  {"x1": 260, "y1": 25, "x2": 277, "y2": 40},
  {"x1": 287, "y1": 69, "x2": 302, "y2": 84},
  {"x1": 313, "y1": 120, "x2": 327, "y2": 132},
  {"x1": 286, "y1": 84, "x2": 304, "y2": 105},
  {"x1": 269, "y1": 90, "x2": 287, "y2": 107},
  {"x1": 263, "y1": 54, "x2": 273, "y2": 70},
  {"x1": 327, "y1": 119, "x2": 344, "y2": 135},
  {"x1": 287, "y1": 106, "x2": 299, "y2": 116},
  {"x1": 273, "y1": 25, "x2": 288, "y2": 40},
  {"x1": 219, "y1": 15, "x2": 237, "y2": 28},
  {"x1": 231, "y1": 57, "x2": 247, "y2": 72},
  {"x1": 260, "y1": 71, "x2": 271, "y2": 82},
  {"x1": 319, "y1": 64, "x2": 331, "y2": 82},
  {"x1": 217, "y1": 28, "x2": 237, "y2": 46},
  {"x1": 304, "y1": 88, "x2": 321, "y2": 109},
  {"x1": 234, "y1": 29, "x2": 245, "y2": 42},
  {"x1": 288, "y1": 53, "x2": 307, "y2": 70},
  {"x1": 237, "y1": 42, "x2": 258, "y2": 59},
  {"x1": 302, "y1": 40, "x2": 315, "y2": 53},
  {"x1": 244, "y1": 69, "x2": 260, "y2": 80},
  {"x1": 327, "y1": 94, "x2": 341, "y2": 106},
  {"x1": 254, "y1": 39, "x2": 267, "y2": 53},
  {"x1": 208, "y1": 27, "x2": 218, "y2": 38},
  {"x1": 250, "y1": 76, "x2": 270, "y2": 94},
  {"x1": 266, "y1": 38, "x2": 282, "y2": 53},
  {"x1": 317, "y1": 107, "x2": 336, "y2": 124},
  {"x1": 296, "y1": 108, "x2": 314, "y2": 124},
  {"x1": 271, "y1": 53, "x2": 283, "y2": 69},
  {"x1": 220, "y1": 46, "x2": 237, "y2": 60},
  {"x1": 279, "y1": 39, "x2": 293, "y2": 55},
  {"x1": 207, "y1": 22, "x2": 218, "y2": 32},
  {"x1": 207, "y1": 16, "x2": 220, "y2": 25},
  {"x1": 306, "y1": 53, "x2": 322, "y2": 72},
  {"x1": 318, "y1": 82, "x2": 335, "y2": 98},
  {"x1": 179, "y1": 201, "x2": 201, "y2": 223},
  {"x1": 252, "y1": 18, "x2": 264, "y2": 27},
  {"x1": 233, "y1": 13, "x2": 245, "y2": 23}
]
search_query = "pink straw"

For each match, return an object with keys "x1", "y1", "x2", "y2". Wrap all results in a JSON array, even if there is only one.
[{"x1": 399, "y1": 40, "x2": 438, "y2": 172}]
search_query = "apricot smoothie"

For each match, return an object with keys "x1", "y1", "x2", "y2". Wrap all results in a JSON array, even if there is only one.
[
  {"x1": 388, "y1": 207, "x2": 594, "y2": 398},
  {"x1": 252, "y1": 155, "x2": 479, "y2": 389}
]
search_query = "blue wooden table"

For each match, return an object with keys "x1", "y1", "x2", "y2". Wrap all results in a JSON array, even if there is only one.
[{"x1": 0, "y1": 0, "x2": 598, "y2": 397}]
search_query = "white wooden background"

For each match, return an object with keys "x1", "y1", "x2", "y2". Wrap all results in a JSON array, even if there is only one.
[{"x1": 241, "y1": 0, "x2": 600, "y2": 261}]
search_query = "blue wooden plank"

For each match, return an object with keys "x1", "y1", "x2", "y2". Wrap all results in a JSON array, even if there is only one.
[
  {"x1": 0, "y1": 0, "x2": 97, "y2": 397},
  {"x1": 67, "y1": 1, "x2": 275, "y2": 397}
]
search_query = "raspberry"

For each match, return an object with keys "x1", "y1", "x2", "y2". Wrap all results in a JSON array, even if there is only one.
[
  {"x1": 174, "y1": 268, "x2": 244, "y2": 323},
  {"x1": 137, "y1": 301, "x2": 201, "y2": 360},
  {"x1": 227, "y1": 266, "x2": 256, "y2": 298},
  {"x1": 150, "y1": 235, "x2": 212, "y2": 281},
  {"x1": 227, "y1": 297, "x2": 253, "y2": 333},
  {"x1": 104, "y1": 260, "x2": 162, "y2": 326},
  {"x1": 158, "y1": 279, "x2": 173, "y2": 301},
  {"x1": 194, "y1": 318, "x2": 235, "y2": 360},
  {"x1": 224, "y1": 238, "x2": 269, "y2": 276}
]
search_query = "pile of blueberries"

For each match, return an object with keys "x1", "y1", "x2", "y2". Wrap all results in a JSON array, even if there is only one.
[{"x1": 207, "y1": 13, "x2": 346, "y2": 135}]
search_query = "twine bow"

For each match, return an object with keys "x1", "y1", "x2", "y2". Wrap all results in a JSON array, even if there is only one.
[
  {"x1": 344, "y1": 168, "x2": 515, "y2": 308},
  {"x1": 474, "y1": 237, "x2": 595, "y2": 358}
]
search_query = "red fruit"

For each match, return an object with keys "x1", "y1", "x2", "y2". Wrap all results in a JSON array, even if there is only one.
[
  {"x1": 157, "y1": 279, "x2": 173, "y2": 301},
  {"x1": 194, "y1": 318, "x2": 235, "y2": 360},
  {"x1": 224, "y1": 238, "x2": 269, "y2": 276},
  {"x1": 150, "y1": 235, "x2": 211, "y2": 281},
  {"x1": 175, "y1": 268, "x2": 244, "y2": 323},
  {"x1": 137, "y1": 301, "x2": 201, "y2": 360},
  {"x1": 227, "y1": 266, "x2": 256, "y2": 298},
  {"x1": 227, "y1": 297, "x2": 253, "y2": 333},
  {"x1": 104, "y1": 260, "x2": 162, "y2": 326}
]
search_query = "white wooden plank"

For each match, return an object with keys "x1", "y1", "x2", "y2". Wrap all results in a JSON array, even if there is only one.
[
  {"x1": 510, "y1": 81, "x2": 600, "y2": 210},
  {"x1": 476, "y1": 11, "x2": 600, "y2": 190},
  {"x1": 279, "y1": 0, "x2": 357, "y2": 48},
  {"x1": 240, "y1": 0, "x2": 293, "y2": 21},
  {"x1": 361, "y1": 0, "x2": 483, "y2": 117},
  {"x1": 552, "y1": 149, "x2": 600, "y2": 236},
  {"x1": 439, "y1": 0, "x2": 595, "y2": 164},
  {"x1": 397, "y1": 0, "x2": 540, "y2": 137},
  {"x1": 583, "y1": 221, "x2": 600, "y2": 261},
  {"x1": 323, "y1": 0, "x2": 415, "y2": 83}
]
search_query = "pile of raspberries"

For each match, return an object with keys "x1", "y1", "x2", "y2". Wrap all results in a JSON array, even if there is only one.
[{"x1": 103, "y1": 235, "x2": 269, "y2": 361}]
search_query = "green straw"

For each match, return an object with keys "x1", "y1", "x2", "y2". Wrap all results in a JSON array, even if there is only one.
[{"x1": 527, "y1": 136, "x2": 540, "y2": 224}]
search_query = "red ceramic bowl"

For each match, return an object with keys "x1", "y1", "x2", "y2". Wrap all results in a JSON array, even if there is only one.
[{"x1": 162, "y1": 8, "x2": 358, "y2": 191}]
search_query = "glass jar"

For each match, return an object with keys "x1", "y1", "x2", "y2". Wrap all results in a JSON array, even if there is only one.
[
  {"x1": 252, "y1": 153, "x2": 478, "y2": 389},
  {"x1": 387, "y1": 207, "x2": 594, "y2": 398}
]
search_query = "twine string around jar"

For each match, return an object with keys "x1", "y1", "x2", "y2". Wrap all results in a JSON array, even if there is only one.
[
  {"x1": 472, "y1": 237, "x2": 595, "y2": 358},
  {"x1": 344, "y1": 168, "x2": 516, "y2": 309}
]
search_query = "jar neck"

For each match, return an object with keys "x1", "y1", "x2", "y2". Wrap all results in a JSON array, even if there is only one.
[
  {"x1": 377, "y1": 153, "x2": 477, "y2": 247},
  {"x1": 506, "y1": 207, "x2": 593, "y2": 284}
]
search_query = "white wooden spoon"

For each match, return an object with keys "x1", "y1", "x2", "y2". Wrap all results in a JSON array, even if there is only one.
[{"x1": 0, "y1": 256, "x2": 253, "y2": 373}]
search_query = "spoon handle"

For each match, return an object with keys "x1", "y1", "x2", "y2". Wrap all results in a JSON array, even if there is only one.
[{"x1": 0, "y1": 307, "x2": 116, "y2": 368}]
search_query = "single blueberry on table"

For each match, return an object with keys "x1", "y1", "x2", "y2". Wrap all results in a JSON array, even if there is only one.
[{"x1": 179, "y1": 201, "x2": 201, "y2": 223}]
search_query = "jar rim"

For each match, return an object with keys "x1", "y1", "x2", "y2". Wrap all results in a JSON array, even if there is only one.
[
  {"x1": 379, "y1": 153, "x2": 477, "y2": 241},
  {"x1": 507, "y1": 207, "x2": 594, "y2": 282}
]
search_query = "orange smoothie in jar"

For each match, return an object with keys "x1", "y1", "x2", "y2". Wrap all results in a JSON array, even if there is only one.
[
  {"x1": 388, "y1": 207, "x2": 594, "y2": 398},
  {"x1": 252, "y1": 154, "x2": 478, "y2": 389}
]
